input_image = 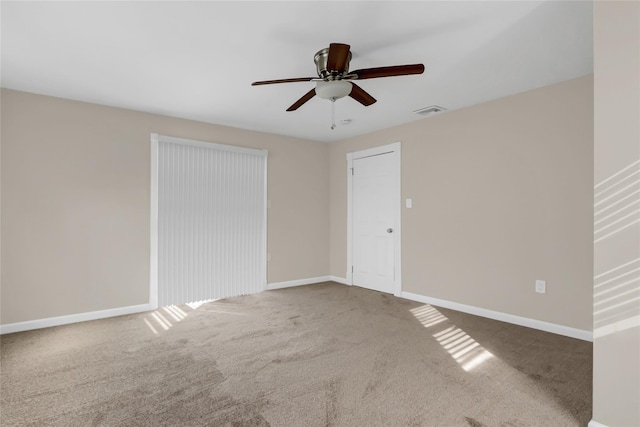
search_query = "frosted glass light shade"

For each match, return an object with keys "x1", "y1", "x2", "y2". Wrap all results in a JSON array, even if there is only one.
[{"x1": 315, "y1": 80, "x2": 353, "y2": 100}]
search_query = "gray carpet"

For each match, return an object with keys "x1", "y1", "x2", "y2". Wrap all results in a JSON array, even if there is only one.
[{"x1": 0, "y1": 282, "x2": 592, "y2": 426}]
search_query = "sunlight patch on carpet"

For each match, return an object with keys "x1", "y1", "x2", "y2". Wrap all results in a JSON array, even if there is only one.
[
  {"x1": 410, "y1": 304, "x2": 494, "y2": 371},
  {"x1": 144, "y1": 304, "x2": 196, "y2": 335},
  {"x1": 433, "y1": 326, "x2": 494, "y2": 372},
  {"x1": 143, "y1": 318, "x2": 158, "y2": 335},
  {"x1": 151, "y1": 311, "x2": 172, "y2": 330},
  {"x1": 410, "y1": 304, "x2": 448, "y2": 328},
  {"x1": 163, "y1": 305, "x2": 187, "y2": 321},
  {"x1": 186, "y1": 299, "x2": 217, "y2": 309}
]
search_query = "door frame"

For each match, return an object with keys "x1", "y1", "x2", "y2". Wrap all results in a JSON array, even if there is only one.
[{"x1": 346, "y1": 142, "x2": 402, "y2": 297}]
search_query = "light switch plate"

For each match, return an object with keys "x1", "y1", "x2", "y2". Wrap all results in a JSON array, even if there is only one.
[
  {"x1": 406, "y1": 198, "x2": 413, "y2": 208},
  {"x1": 535, "y1": 280, "x2": 546, "y2": 294}
]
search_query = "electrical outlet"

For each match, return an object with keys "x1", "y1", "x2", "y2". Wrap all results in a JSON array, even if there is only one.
[{"x1": 535, "y1": 280, "x2": 546, "y2": 294}]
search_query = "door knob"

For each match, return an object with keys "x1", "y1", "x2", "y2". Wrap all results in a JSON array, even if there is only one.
[{"x1": 387, "y1": 228, "x2": 393, "y2": 233}]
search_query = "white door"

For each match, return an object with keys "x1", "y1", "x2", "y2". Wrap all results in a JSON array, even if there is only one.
[{"x1": 350, "y1": 149, "x2": 398, "y2": 294}]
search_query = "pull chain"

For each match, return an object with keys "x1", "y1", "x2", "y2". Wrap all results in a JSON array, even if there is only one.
[{"x1": 330, "y1": 98, "x2": 336, "y2": 130}]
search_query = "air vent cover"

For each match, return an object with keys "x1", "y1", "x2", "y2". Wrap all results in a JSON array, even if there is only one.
[{"x1": 414, "y1": 105, "x2": 447, "y2": 116}]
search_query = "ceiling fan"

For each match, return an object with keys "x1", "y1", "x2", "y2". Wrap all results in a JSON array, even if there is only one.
[{"x1": 251, "y1": 43, "x2": 425, "y2": 112}]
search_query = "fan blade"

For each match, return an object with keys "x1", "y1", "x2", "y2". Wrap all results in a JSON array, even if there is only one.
[
  {"x1": 326, "y1": 43, "x2": 351, "y2": 73},
  {"x1": 349, "y1": 83, "x2": 377, "y2": 106},
  {"x1": 286, "y1": 89, "x2": 316, "y2": 111},
  {"x1": 352, "y1": 64, "x2": 425, "y2": 80},
  {"x1": 252, "y1": 77, "x2": 316, "y2": 86}
]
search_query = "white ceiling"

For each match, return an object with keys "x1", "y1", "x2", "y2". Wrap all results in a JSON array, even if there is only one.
[{"x1": 1, "y1": 1, "x2": 593, "y2": 143}]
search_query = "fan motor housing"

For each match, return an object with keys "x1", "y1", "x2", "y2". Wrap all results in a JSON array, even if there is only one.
[{"x1": 314, "y1": 48, "x2": 352, "y2": 79}]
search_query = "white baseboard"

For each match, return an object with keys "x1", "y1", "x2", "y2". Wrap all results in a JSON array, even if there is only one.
[
  {"x1": 401, "y1": 291, "x2": 593, "y2": 342},
  {"x1": 0, "y1": 303, "x2": 155, "y2": 335},
  {"x1": 328, "y1": 276, "x2": 349, "y2": 285},
  {"x1": 3, "y1": 283, "x2": 591, "y2": 344},
  {"x1": 588, "y1": 420, "x2": 608, "y2": 427},
  {"x1": 266, "y1": 276, "x2": 334, "y2": 290},
  {"x1": 3, "y1": 278, "x2": 345, "y2": 334}
]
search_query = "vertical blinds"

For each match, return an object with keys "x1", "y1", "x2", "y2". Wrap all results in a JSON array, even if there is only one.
[{"x1": 156, "y1": 136, "x2": 267, "y2": 307}]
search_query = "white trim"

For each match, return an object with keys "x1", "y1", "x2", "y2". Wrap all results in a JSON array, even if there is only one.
[
  {"x1": 347, "y1": 142, "x2": 402, "y2": 295},
  {"x1": 263, "y1": 154, "x2": 269, "y2": 291},
  {"x1": 266, "y1": 276, "x2": 333, "y2": 290},
  {"x1": 155, "y1": 134, "x2": 268, "y2": 157},
  {"x1": 401, "y1": 291, "x2": 593, "y2": 342},
  {"x1": 392, "y1": 145, "x2": 402, "y2": 297},
  {"x1": 588, "y1": 420, "x2": 608, "y2": 427},
  {"x1": 346, "y1": 152, "x2": 354, "y2": 284},
  {"x1": 329, "y1": 276, "x2": 350, "y2": 285},
  {"x1": 0, "y1": 304, "x2": 154, "y2": 335},
  {"x1": 149, "y1": 134, "x2": 159, "y2": 310}
]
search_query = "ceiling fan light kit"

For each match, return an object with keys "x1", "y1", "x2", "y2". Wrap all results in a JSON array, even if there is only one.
[{"x1": 315, "y1": 80, "x2": 353, "y2": 100}]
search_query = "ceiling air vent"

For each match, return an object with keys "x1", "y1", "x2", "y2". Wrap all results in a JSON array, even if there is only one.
[{"x1": 414, "y1": 105, "x2": 447, "y2": 116}]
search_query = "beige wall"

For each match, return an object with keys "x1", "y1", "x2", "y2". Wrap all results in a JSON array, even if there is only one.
[
  {"x1": 330, "y1": 76, "x2": 594, "y2": 331},
  {"x1": 1, "y1": 76, "x2": 595, "y2": 333},
  {"x1": 593, "y1": 2, "x2": 640, "y2": 425},
  {"x1": 1, "y1": 89, "x2": 329, "y2": 324}
]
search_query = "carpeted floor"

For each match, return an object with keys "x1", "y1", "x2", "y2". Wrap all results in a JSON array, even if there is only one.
[{"x1": 1, "y1": 282, "x2": 592, "y2": 426}]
